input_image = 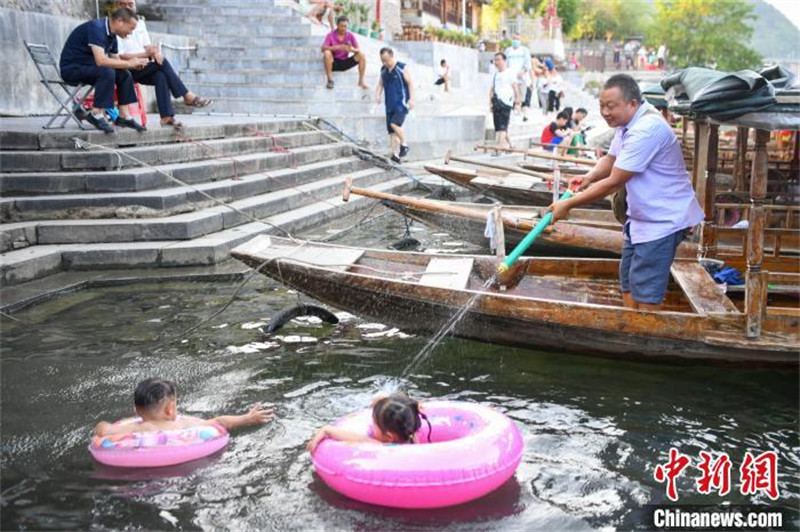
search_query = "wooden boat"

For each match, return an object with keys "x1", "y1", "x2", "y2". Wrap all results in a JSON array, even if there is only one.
[
  {"x1": 231, "y1": 235, "x2": 799, "y2": 366},
  {"x1": 424, "y1": 164, "x2": 612, "y2": 209}
]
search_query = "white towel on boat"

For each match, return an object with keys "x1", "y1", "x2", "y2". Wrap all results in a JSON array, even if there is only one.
[{"x1": 484, "y1": 210, "x2": 496, "y2": 251}]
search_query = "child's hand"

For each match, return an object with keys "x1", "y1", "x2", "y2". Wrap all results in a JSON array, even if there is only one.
[
  {"x1": 246, "y1": 403, "x2": 275, "y2": 425},
  {"x1": 94, "y1": 421, "x2": 112, "y2": 437},
  {"x1": 306, "y1": 426, "x2": 329, "y2": 454}
]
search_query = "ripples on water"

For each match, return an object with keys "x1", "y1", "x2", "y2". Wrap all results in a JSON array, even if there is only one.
[{"x1": 1, "y1": 211, "x2": 798, "y2": 531}]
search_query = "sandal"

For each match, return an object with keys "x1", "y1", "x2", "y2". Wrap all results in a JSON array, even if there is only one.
[
  {"x1": 186, "y1": 96, "x2": 212, "y2": 108},
  {"x1": 326, "y1": 80, "x2": 334, "y2": 89},
  {"x1": 161, "y1": 116, "x2": 183, "y2": 129}
]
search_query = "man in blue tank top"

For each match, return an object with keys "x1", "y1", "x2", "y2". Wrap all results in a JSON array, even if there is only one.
[{"x1": 375, "y1": 47, "x2": 414, "y2": 164}]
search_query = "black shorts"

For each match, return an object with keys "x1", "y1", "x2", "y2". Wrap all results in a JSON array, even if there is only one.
[
  {"x1": 523, "y1": 87, "x2": 532, "y2": 108},
  {"x1": 492, "y1": 103, "x2": 511, "y2": 132},
  {"x1": 434, "y1": 77, "x2": 445, "y2": 85},
  {"x1": 332, "y1": 56, "x2": 358, "y2": 72},
  {"x1": 386, "y1": 108, "x2": 408, "y2": 133}
]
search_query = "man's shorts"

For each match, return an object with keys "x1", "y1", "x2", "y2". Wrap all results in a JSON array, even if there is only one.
[
  {"x1": 523, "y1": 86, "x2": 532, "y2": 108},
  {"x1": 386, "y1": 108, "x2": 408, "y2": 134},
  {"x1": 434, "y1": 77, "x2": 446, "y2": 85},
  {"x1": 620, "y1": 223, "x2": 688, "y2": 304},
  {"x1": 332, "y1": 56, "x2": 358, "y2": 72},
  {"x1": 492, "y1": 103, "x2": 511, "y2": 132}
]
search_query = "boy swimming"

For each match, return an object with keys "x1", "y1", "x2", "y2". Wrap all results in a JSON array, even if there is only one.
[
  {"x1": 95, "y1": 378, "x2": 274, "y2": 437},
  {"x1": 307, "y1": 393, "x2": 431, "y2": 452}
]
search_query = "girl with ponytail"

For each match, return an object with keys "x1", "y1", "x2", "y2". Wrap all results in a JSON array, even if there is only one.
[{"x1": 307, "y1": 393, "x2": 432, "y2": 453}]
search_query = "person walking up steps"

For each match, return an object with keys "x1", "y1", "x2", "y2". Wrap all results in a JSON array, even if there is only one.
[
  {"x1": 489, "y1": 52, "x2": 518, "y2": 152},
  {"x1": 375, "y1": 47, "x2": 414, "y2": 164}
]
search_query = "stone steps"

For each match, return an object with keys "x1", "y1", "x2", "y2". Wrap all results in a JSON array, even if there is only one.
[
  {"x1": 0, "y1": 117, "x2": 307, "y2": 151},
  {"x1": 2, "y1": 163, "x2": 384, "y2": 246},
  {"x1": 0, "y1": 129, "x2": 330, "y2": 173},
  {"x1": 0, "y1": 143, "x2": 356, "y2": 219},
  {"x1": 1, "y1": 142, "x2": 357, "y2": 196},
  {"x1": 1, "y1": 176, "x2": 410, "y2": 285}
]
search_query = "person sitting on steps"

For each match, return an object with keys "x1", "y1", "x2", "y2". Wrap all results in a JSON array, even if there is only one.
[
  {"x1": 114, "y1": 0, "x2": 211, "y2": 129},
  {"x1": 307, "y1": 0, "x2": 342, "y2": 28},
  {"x1": 321, "y1": 15, "x2": 368, "y2": 90},
  {"x1": 59, "y1": 7, "x2": 147, "y2": 133}
]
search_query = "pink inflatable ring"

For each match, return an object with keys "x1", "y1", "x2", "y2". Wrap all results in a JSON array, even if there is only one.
[
  {"x1": 89, "y1": 416, "x2": 229, "y2": 468},
  {"x1": 311, "y1": 400, "x2": 524, "y2": 509}
]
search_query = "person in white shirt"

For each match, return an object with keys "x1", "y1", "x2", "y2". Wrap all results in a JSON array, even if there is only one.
[
  {"x1": 114, "y1": 0, "x2": 211, "y2": 128},
  {"x1": 504, "y1": 35, "x2": 532, "y2": 121},
  {"x1": 434, "y1": 59, "x2": 450, "y2": 92},
  {"x1": 657, "y1": 44, "x2": 667, "y2": 70},
  {"x1": 489, "y1": 52, "x2": 519, "y2": 151}
]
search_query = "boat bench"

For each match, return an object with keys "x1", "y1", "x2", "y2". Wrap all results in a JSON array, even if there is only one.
[
  {"x1": 419, "y1": 257, "x2": 474, "y2": 290},
  {"x1": 671, "y1": 261, "x2": 739, "y2": 314}
]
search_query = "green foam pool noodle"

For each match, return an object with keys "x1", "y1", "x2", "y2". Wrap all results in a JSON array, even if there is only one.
[{"x1": 497, "y1": 190, "x2": 574, "y2": 273}]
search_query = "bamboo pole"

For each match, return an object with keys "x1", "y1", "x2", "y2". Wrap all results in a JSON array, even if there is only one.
[
  {"x1": 745, "y1": 129, "x2": 770, "y2": 338},
  {"x1": 693, "y1": 119, "x2": 710, "y2": 209},
  {"x1": 444, "y1": 150, "x2": 553, "y2": 181},
  {"x1": 474, "y1": 144, "x2": 596, "y2": 166},
  {"x1": 733, "y1": 127, "x2": 749, "y2": 193}
]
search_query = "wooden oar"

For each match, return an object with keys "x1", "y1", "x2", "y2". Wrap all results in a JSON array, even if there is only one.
[
  {"x1": 342, "y1": 177, "x2": 535, "y2": 231},
  {"x1": 529, "y1": 140, "x2": 602, "y2": 154},
  {"x1": 474, "y1": 144, "x2": 597, "y2": 166},
  {"x1": 444, "y1": 151, "x2": 553, "y2": 181}
]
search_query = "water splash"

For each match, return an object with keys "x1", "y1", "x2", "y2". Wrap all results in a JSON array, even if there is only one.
[{"x1": 401, "y1": 277, "x2": 496, "y2": 378}]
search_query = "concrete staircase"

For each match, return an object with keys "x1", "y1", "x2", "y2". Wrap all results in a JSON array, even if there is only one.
[
  {"x1": 0, "y1": 116, "x2": 411, "y2": 287},
  {"x1": 144, "y1": 0, "x2": 487, "y2": 159}
]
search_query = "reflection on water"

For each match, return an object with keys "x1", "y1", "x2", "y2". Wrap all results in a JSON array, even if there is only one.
[{"x1": 1, "y1": 211, "x2": 798, "y2": 531}]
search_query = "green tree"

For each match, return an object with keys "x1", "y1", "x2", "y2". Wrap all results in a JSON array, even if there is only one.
[
  {"x1": 569, "y1": 0, "x2": 650, "y2": 41},
  {"x1": 647, "y1": 0, "x2": 762, "y2": 70},
  {"x1": 556, "y1": 0, "x2": 580, "y2": 36}
]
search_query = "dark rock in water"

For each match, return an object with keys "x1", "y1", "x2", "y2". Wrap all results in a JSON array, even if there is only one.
[
  {"x1": 389, "y1": 237, "x2": 421, "y2": 251},
  {"x1": 264, "y1": 304, "x2": 339, "y2": 334}
]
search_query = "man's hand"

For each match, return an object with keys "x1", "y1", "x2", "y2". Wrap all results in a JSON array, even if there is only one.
[
  {"x1": 548, "y1": 199, "x2": 572, "y2": 223},
  {"x1": 407, "y1": 99, "x2": 414, "y2": 111},
  {"x1": 154, "y1": 52, "x2": 164, "y2": 66},
  {"x1": 245, "y1": 403, "x2": 275, "y2": 425},
  {"x1": 127, "y1": 57, "x2": 148, "y2": 70},
  {"x1": 568, "y1": 175, "x2": 591, "y2": 191},
  {"x1": 144, "y1": 44, "x2": 159, "y2": 57}
]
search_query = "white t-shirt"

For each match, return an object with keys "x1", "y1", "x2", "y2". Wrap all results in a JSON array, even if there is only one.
[
  {"x1": 504, "y1": 45, "x2": 532, "y2": 86},
  {"x1": 492, "y1": 69, "x2": 516, "y2": 107},
  {"x1": 117, "y1": 17, "x2": 151, "y2": 56}
]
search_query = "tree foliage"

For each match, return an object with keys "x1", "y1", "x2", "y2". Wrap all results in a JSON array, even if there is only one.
[
  {"x1": 646, "y1": 0, "x2": 762, "y2": 70},
  {"x1": 568, "y1": 0, "x2": 651, "y2": 41}
]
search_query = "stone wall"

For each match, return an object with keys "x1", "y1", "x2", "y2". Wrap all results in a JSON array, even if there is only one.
[
  {"x1": 0, "y1": 7, "x2": 195, "y2": 116},
  {"x1": 0, "y1": 0, "x2": 95, "y2": 18},
  {"x1": 396, "y1": 41, "x2": 479, "y2": 89}
]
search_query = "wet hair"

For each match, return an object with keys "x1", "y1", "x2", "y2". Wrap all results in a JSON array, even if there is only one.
[
  {"x1": 603, "y1": 73, "x2": 642, "y2": 103},
  {"x1": 556, "y1": 110, "x2": 570, "y2": 121},
  {"x1": 134, "y1": 378, "x2": 176, "y2": 411},
  {"x1": 379, "y1": 47, "x2": 394, "y2": 57},
  {"x1": 110, "y1": 7, "x2": 138, "y2": 22},
  {"x1": 576, "y1": 107, "x2": 588, "y2": 115},
  {"x1": 372, "y1": 394, "x2": 432, "y2": 443},
  {"x1": 494, "y1": 52, "x2": 507, "y2": 61},
  {"x1": 336, "y1": 15, "x2": 348, "y2": 25}
]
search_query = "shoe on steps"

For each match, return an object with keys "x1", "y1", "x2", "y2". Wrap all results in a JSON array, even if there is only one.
[
  {"x1": 399, "y1": 145, "x2": 409, "y2": 157},
  {"x1": 115, "y1": 116, "x2": 147, "y2": 132},
  {"x1": 86, "y1": 113, "x2": 114, "y2": 133},
  {"x1": 390, "y1": 154, "x2": 401, "y2": 164}
]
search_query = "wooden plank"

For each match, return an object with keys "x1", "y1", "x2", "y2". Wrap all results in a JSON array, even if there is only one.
[
  {"x1": 233, "y1": 235, "x2": 363, "y2": 272},
  {"x1": 419, "y1": 257, "x2": 474, "y2": 290},
  {"x1": 671, "y1": 261, "x2": 739, "y2": 315}
]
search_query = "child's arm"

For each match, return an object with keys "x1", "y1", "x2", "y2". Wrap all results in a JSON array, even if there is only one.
[
  {"x1": 306, "y1": 425, "x2": 379, "y2": 453},
  {"x1": 207, "y1": 403, "x2": 274, "y2": 430}
]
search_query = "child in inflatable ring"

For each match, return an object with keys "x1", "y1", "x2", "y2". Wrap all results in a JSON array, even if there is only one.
[
  {"x1": 307, "y1": 393, "x2": 431, "y2": 452},
  {"x1": 94, "y1": 378, "x2": 274, "y2": 437}
]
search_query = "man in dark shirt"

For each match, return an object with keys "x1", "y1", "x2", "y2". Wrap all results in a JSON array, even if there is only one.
[{"x1": 60, "y1": 8, "x2": 148, "y2": 133}]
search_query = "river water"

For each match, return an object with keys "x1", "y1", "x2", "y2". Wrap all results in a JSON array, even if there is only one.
[{"x1": 1, "y1": 210, "x2": 798, "y2": 530}]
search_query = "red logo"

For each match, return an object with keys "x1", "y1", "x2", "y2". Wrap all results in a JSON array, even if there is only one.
[
  {"x1": 654, "y1": 448, "x2": 691, "y2": 501},
  {"x1": 740, "y1": 451, "x2": 780, "y2": 500}
]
